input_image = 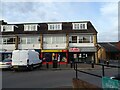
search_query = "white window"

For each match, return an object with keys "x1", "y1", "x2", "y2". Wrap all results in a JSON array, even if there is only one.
[
  {"x1": 20, "y1": 37, "x2": 40, "y2": 44},
  {"x1": 2, "y1": 37, "x2": 15, "y2": 44},
  {"x1": 79, "y1": 36, "x2": 91, "y2": 43},
  {"x1": 43, "y1": 35, "x2": 66, "y2": 44},
  {"x1": 43, "y1": 36, "x2": 52, "y2": 44},
  {"x1": 1, "y1": 25, "x2": 14, "y2": 32},
  {"x1": 24, "y1": 24, "x2": 38, "y2": 31},
  {"x1": 72, "y1": 23, "x2": 87, "y2": 30},
  {"x1": 48, "y1": 24, "x2": 62, "y2": 30}
]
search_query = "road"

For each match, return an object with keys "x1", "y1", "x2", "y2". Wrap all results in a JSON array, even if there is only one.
[{"x1": 2, "y1": 66, "x2": 118, "y2": 89}]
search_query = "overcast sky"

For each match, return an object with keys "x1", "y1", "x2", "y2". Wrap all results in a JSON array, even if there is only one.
[{"x1": 0, "y1": 0, "x2": 119, "y2": 42}]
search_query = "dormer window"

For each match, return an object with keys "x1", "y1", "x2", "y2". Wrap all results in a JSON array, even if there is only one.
[
  {"x1": 72, "y1": 23, "x2": 87, "y2": 30},
  {"x1": 24, "y1": 24, "x2": 38, "y2": 31},
  {"x1": 1, "y1": 25, "x2": 14, "y2": 32},
  {"x1": 48, "y1": 24, "x2": 62, "y2": 30}
]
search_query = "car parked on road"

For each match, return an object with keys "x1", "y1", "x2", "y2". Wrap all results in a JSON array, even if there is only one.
[{"x1": 0, "y1": 59, "x2": 12, "y2": 69}]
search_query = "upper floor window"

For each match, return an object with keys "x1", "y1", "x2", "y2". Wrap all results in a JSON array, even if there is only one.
[
  {"x1": 72, "y1": 23, "x2": 87, "y2": 30},
  {"x1": 69, "y1": 35, "x2": 93, "y2": 43},
  {"x1": 20, "y1": 37, "x2": 40, "y2": 44},
  {"x1": 2, "y1": 37, "x2": 15, "y2": 44},
  {"x1": 24, "y1": 24, "x2": 38, "y2": 31},
  {"x1": 48, "y1": 24, "x2": 62, "y2": 30},
  {"x1": 1, "y1": 25, "x2": 14, "y2": 32},
  {"x1": 43, "y1": 35, "x2": 66, "y2": 44}
]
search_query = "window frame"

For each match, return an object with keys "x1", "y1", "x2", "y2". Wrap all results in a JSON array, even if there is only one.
[
  {"x1": 48, "y1": 24, "x2": 62, "y2": 30},
  {"x1": 24, "y1": 24, "x2": 38, "y2": 31},
  {"x1": 1, "y1": 25, "x2": 14, "y2": 32},
  {"x1": 2, "y1": 37, "x2": 15, "y2": 44},
  {"x1": 72, "y1": 23, "x2": 87, "y2": 30}
]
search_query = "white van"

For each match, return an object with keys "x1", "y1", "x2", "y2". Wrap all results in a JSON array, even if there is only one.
[{"x1": 12, "y1": 50, "x2": 42, "y2": 70}]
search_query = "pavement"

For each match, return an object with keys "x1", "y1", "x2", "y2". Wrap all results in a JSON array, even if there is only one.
[{"x1": 40, "y1": 63, "x2": 112, "y2": 70}]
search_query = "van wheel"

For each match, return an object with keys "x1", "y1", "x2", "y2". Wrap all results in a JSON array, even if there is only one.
[
  {"x1": 39, "y1": 63, "x2": 42, "y2": 67},
  {"x1": 13, "y1": 69, "x2": 18, "y2": 72},
  {"x1": 28, "y1": 65, "x2": 33, "y2": 71}
]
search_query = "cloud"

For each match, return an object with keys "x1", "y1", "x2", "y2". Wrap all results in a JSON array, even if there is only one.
[
  {"x1": 98, "y1": 2, "x2": 118, "y2": 42},
  {"x1": 1, "y1": 2, "x2": 66, "y2": 23},
  {"x1": 0, "y1": 2, "x2": 119, "y2": 42}
]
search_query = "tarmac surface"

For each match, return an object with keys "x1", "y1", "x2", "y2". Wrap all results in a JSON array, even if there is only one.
[{"x1": 2, "y1": 63, "x2": 119, "y2": 89}]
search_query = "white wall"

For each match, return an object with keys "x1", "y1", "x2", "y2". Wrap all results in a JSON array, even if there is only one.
[
  {"x1": 43, "y1": 44, "x2": 66, "y2": 49},
  {"x1": 18, "y1": 44, "x2": 41, "y2": 49},
  {"x1": 0, "y1": 44, "x2": 15, "y2": 51}
]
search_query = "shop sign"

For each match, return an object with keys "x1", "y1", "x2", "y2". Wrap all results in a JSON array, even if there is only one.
[
  {"x1": 62, "y1": 50, "x2": 68, "y2": 52},
  {"x1": 69, "y1": 48, "x2": 80, "y2": 52},
  {"x1": 42, "y1": 49, "x2": 68, "y2": 52}
]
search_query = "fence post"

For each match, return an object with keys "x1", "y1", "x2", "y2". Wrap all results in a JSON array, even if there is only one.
[
  {"x1": 75, "y1": 62, "x2": 78, "y2": 79},
  {"x1": 102, "y1": 65, "x2": 105, "y2": 76}
]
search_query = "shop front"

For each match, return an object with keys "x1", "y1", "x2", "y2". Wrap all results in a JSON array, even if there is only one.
[
  {"x1": 41, "y1": 49, "x2": 68, "y2": 64},
  {"x1": 69, "y1": 47, "x2": 96, "y2": 63}
]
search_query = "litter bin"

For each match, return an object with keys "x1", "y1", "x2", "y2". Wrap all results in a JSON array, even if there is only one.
[
  {"x1": 53, "y1": 60, "x2": 58, "y2": 68},
  {"x1": 102, "y1": 76, "x2": 120, "y2": 89}
]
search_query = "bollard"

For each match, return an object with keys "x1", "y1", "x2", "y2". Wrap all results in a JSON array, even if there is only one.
[
  {"x1": 91, "y1": 61, "x2": 94, "y2": 68},
  {"x1": 70, "y1": 61, "x2": 72, "y2": 68},
  {"x1": 46, "y1": 62, "x2": 49, "y2": 69},
  {"x1": 74, "y1": 62, "x2": 75, "y2": 70},
  {"x1": 58, "y1": 61, "x2": 60, "y2": 68},
  {"x1": 106, "y1": 61, "x2": 109, "y2": 67}
]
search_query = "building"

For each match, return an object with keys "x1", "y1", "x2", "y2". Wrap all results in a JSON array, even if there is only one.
[
  {"x1": 98, "y1": 42, "x2": 120, "y2": 61},
  {"x1": 0, "y1": 20, "x2": 98, "y2": 63}
]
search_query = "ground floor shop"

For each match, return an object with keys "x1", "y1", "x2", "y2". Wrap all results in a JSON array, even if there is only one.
[
  {"x1": 40, "y1": 47, "x2": 97, "y2": 64},
  {"x1": 68, "y1": 52, "x2": 95, "y2": 63},
  {"x1": 40, "y1": 49, "x2": 68, "y2": 64},
  {"x1": 68, "y1": 47, "x2": 97, "y2": 63}
]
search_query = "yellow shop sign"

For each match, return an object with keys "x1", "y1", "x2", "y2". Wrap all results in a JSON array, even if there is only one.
[{"x1": 41, "y1": 50, "x2": 62, "y2": 52}]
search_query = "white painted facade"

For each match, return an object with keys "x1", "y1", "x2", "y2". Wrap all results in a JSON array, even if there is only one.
[
  {"x1": 0, "y1": 44, "x2": 15, "y2": 51},
  {"x1": 18, "y1": 44, "x2": 41, "y2": 49}
]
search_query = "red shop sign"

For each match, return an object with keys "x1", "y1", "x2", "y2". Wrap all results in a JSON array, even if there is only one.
[
  {"x1": 69, "y1": 48, "x2": 80, "y2": 52},
  {"x1": 62, "y1": 50, "x2": 68, "y2": 52}
]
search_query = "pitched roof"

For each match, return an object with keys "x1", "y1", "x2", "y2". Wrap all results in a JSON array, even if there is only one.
[
  {"x1": 1, "y1": 21, "x2": 97, "y2": 35},
  {"x1": 98, "y1": 42, "x2": 120, "y2": 52}
]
